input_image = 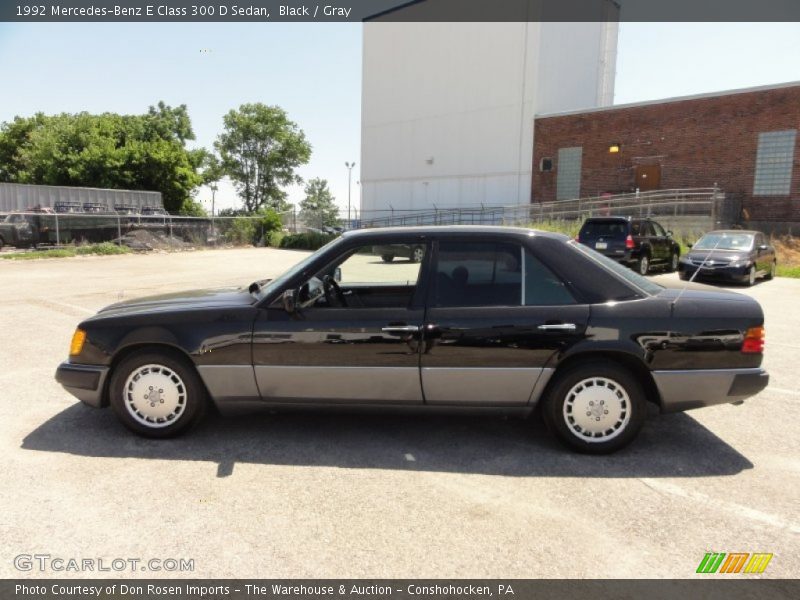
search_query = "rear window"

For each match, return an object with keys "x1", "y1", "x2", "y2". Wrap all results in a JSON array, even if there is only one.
[
  {"x1": 579, "y1": 220, "x2": 629, "y2": 239},
  {"x1": 571, "y1": 242, "x2": 663, "y2": 297}
]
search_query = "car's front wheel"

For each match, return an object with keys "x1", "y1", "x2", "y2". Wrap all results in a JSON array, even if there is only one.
[
  {"x1": 381, "y1": 254, "x2": 395, "y2": 263},
  {"x1": 746, "y1": 265, "x2": 757, "y2": 287},
  {"x1": 108, "y1": 349, "x2": 207, "y2": 438},
  {"x1": 543, "y1": 361, "x2": 646, "y2": 454}
]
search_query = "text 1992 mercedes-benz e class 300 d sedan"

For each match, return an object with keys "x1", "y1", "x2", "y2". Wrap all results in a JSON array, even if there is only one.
[{"x1": 56, "y1": 226, "x2": 769, "y2": 453}]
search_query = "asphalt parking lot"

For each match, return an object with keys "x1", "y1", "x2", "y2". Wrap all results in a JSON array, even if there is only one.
[{"x1": 1, "y1": 248, "x2": 798, "y2": 578}]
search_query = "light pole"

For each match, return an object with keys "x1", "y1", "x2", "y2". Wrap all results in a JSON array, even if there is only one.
[
  {"x1": 345, "y1": 161, "x2": 355, "y2": 227},
  {"x1": 209, "y1": 182, "x2": 218, "y2": 246}
]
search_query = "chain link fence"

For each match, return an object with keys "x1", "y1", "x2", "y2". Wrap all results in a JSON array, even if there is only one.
[{"x1": 0, "y1": 209, "x2": 314, "y2": 252}]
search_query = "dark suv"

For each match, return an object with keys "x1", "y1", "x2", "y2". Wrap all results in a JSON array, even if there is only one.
[{"x1": 577, "y1": 217, "x2": 681, "y2": 275}]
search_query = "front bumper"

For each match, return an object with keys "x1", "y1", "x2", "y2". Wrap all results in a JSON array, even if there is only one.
[
  {"x1": 55, "y1": 362, "x2": 109, "y2": 408},
  {"x1": 679, "y1": 262, "x2": 750, "y2": 282},
  {"x1": 652, "y1": 368, "x2": 768, "y2": 413}
]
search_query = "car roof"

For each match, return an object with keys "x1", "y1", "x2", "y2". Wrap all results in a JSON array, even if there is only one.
[
  {"x1": 702, "y1": 229, "x2": 760, "y2": 235},
  {"x1": 342, "y1": 225, "x2": 569, "y2": 240}
]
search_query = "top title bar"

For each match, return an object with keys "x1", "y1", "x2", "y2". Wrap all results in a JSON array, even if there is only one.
[{"x1": 4, "y1": 0, "x2": 800, "y2": 22}]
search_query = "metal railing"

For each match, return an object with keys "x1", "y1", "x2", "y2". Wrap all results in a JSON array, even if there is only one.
[{"x1": 356, "y1": 187, "x2": 729, "y2": 230}]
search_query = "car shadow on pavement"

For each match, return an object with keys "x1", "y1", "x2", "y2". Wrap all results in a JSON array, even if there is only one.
[{"x1": 22, "y1": 404, "x2": 753, "y2": 479}]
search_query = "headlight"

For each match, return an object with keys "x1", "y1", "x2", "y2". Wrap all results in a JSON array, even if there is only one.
[{"x1": 69, "y1": 329, "x2": 86, "y2": 356}]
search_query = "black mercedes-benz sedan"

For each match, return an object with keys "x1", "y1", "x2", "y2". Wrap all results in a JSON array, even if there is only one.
[{"x1": 55, "y1": 226, "x2": 769, "y2": 454}]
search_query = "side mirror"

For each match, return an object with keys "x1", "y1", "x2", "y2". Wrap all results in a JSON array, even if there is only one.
[
  {"x1": 666, "y1": 230, "x2": 673, "y2": 237},
  {"x1": 282, "y1": 288, "x2": 298, "y2": 314},
  {"x1": 687, "y1": 243, "x2": 693, "y2": 248},
  {"x1": 334, "y1": 267, "x2": 342, "y2": 282},
  {"x1": 758, "y1": 244, "x2": 768, "y2": 251}
]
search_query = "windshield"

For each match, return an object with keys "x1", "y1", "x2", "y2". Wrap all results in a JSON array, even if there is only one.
[
  {"x1": 693, "y1": 232, "x2": 754, "y2": 251},
  {"x1": 255, "y1": 236, "x2": 344, "y2": 300},
  {"x1": 571, "y1": 241, "x2": 664, "y2": 297}
]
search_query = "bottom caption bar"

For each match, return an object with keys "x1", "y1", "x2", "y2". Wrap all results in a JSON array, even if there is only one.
[{"x1": 3, "y1": 579, "x2": 798, "y2": 600}]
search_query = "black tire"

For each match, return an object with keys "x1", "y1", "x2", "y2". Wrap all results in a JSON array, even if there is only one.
[
  {"x1": 636, "y1": 252, "x2": 650, "y2": 276},
  {"x1": 678, "y1": 272, "x2": 690, "y2": 281},
  {"x1": 0, "y1": 236, "x2": 4, "y2": 251},
  {"x1": 542, "y1": 361, "x2": 647, "y2": 454},
  {"x1": 381, "y1": 254, "x2": 395, "y2": 263},
  {"x1": 765, "y1": 261, "x2": 776, "y2": 281},
  {"x1": 745, "y1": 265, "x2": 756, "y2": 287},
  {"x1": 668, "y1": 252, "x2": 679, "y2": 273},
  {"x1": 410, "y1": 246, "x2": 425, "y2": 263},
  {"x1": 108, "y1": 348, "x2": 208, "y2": 439}
]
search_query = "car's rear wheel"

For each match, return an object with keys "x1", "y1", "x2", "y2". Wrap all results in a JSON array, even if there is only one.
[
  {"x1": 636, "y1": 253, "x2": 650, "y2": 276},
  {"x1": 109, "y1": 349, "x2": 207, "y2": 438},
  {"x1": 411, "y1": 246, "x2": 424, "y2": 263},
  {"x1": 765, "y1": 260, "x2": 776, "y2": 280},
  {"x1": 381, "y1": 254, "x2": 395, "y2": 263},
  {"x1": 543, "y1": 361, "x2": 646, "y2": 454},
  {"x1": 668, "y1": 252, "x2": 679, "y2": 272}
]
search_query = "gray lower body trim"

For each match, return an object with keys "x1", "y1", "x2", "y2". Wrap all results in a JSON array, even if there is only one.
[
  {"x1": 197, "y1": 365, "x2": 261, "y2": 409},
  {"x1": 254, "y1": 365, "x2": 423, "y2": 404},
  {"x1": 422, "y1": 367, "x2": 548, "y2": 405},
  {"x1": 652, "y1": 368, "x2": 769, "y2": 413}
]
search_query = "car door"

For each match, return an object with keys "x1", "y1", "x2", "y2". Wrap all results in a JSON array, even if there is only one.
[
  {"x1": 251, "y1": 236, "x2": 429, "y2": 404},
  {"x1": 420, "y1": 237, "x2": 590, "y2": 406},
  {"x1": 650, "y1": 221, "x2": 670, "y2": 262},
  {"x1": 754, "y1": 233, "x2": 771, "y2": 273},
  {"x1": 644, "y1": 221, "x2": 663, "y2": 262}
]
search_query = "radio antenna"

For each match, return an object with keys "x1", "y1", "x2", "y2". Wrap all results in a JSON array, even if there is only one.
[{"x1": 671, "y1": 233, "x2": 726, "y2": 310}]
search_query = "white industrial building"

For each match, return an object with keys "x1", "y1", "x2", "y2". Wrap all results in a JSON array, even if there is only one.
[{"x1": 360, "y1": 1, "x2": 619, "y2": 219}]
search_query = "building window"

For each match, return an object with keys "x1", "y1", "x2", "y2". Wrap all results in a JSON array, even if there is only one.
[
  {"x1": 753, "y1": 130, "x2": 796, "y2": 196},
  {"x1": 556, "y1": 147, "x2": 582, "y2": 200}
]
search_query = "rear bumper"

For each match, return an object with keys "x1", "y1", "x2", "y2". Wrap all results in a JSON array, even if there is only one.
[
  {"x1": 55, "y1": 362, "x2": 109, "y2": 408},
  {"x1": 652, "y1": 368, "x2": 768, "y2": 413}
]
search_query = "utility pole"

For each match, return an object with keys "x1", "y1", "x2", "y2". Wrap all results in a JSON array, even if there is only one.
[{"x1": 345, "y1": 161, "x2": 355, "y2": 227}]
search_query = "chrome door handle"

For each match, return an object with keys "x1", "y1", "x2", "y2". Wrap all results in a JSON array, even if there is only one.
[
  {"x1": 381, "y1": 325, "x2": 420, "y2": 333},
  {"x1": 537, "y1": 323, "x2": 577, "y2": 331}
]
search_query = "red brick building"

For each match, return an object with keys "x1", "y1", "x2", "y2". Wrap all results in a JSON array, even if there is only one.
[{"x1": 532, "y1": 82, "x2": 800, "y2": 231}]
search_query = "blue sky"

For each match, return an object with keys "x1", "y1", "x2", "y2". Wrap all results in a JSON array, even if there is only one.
[{"x1": 1, "y1": 22, "x2": 800, "y2": 214}]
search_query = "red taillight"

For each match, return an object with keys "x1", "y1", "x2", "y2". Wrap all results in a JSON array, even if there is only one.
[
  {"x1": 625, "y1": 234, "x2": 635, "y2": 249},
  {"x1": 575, "y1": 234, "x2": 580, "y2": 242},
  {"x1": 741, "y1": 326, "x2": 765, "y2": 354}
]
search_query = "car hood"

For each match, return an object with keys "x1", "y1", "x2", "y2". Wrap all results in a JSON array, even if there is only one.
[
  {"x1": 94, "y1": 286, "x2": 257, "y2": 317},
  {"x1": 684, "y1": 249, "x2": 752, "y2": 263}
]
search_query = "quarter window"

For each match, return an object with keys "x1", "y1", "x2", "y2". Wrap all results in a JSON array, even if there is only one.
[{"x1": 753, "y1": 129, "x2": 796, "y2": 196}]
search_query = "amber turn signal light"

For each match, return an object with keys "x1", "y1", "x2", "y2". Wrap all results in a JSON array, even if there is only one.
[
  {"x1": 69, "y1": 329, "x2": 87, "y2": 356},
  {"x1": 741, "y1": 326, "x2": 764, "y2": 354}
]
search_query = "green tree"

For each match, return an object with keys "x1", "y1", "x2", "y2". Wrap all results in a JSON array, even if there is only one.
[
  {"x1": 299, "y1": 178, "x2": 340, "y2": 228},
  {"x1": 0, "y1": 103, "x2": 205, "y2": 212},
  {"x1": 214, "y1": 103, "x2": 311, "y2": 213}
]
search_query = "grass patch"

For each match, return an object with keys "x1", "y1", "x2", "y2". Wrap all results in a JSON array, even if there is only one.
[
  {"x1": 776, "y1": 264, "x2": 800, "y2": 278},
  {"x1": 1, "y1": 243, "x2": 131, "y2": 260}
]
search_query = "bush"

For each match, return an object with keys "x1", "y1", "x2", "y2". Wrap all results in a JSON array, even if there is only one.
[
  {"x1": 222, "y1": 208, "x2": 283, "y2": 246},
  {"x1": 279, "y1": 232, "x2": 337, "y2": 250},
  {"x1": 76, "y1": 242, "x2": 131, "y2": 256},
  {"x1": 224, "y1": 218, "x2": 257, "y2": 245},
  {"x1": 267, "y1": 230, "x2": 285, "y2": 247}
]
